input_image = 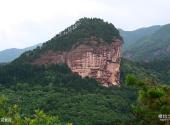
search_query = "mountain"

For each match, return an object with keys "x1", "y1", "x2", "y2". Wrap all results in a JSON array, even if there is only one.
[
  {"x1": 0, "y1": 48, "x2": 22, "y2": 63},
  {"x1": 0, "y1": 43, "x2": 42, "y2": 63},
  {"x1": 14, "y1": 17, "x2": 123, "y2": 86},
  {"x1": 120, "y1": 24, "x2": 170, "y2": 84},
  {"x1": 0, "y1": 25, "x2": 162, "y2": 63},
  {"x1": 123, "y1": 24, "x2": 170, "y2": 62},
  {"x1": 0, "y1": 17, "x2": 138, "y2": 124},
  {"x1": 119, "y1": 25, "x2": 161, "y2": 51},
  {"x1": 15, "y1": 18, "x2": 122, "y2": 63},
  {"x1": 0, "y1": 17, "x2": 169, "y2": 125}
]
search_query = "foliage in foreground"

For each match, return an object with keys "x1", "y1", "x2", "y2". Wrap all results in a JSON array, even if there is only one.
[
  {"x1": 0, "y1": 95, "x2": 72, "y2": 125},
  {"x1": 125, "y1": 74, "x2": 170, "y2": 125}
]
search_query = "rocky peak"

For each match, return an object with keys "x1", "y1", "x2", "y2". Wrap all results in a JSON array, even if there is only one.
[
  {"x1": 14, "y1": 18, "x2": 123, "y2": 86},
  {"x1": 32, "y1": 37, "x2": 123, "y2": 86}
]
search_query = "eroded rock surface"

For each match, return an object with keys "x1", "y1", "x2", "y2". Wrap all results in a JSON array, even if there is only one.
[{"x1": 32, "y1": 37, "x2": 123, "y2": 86}]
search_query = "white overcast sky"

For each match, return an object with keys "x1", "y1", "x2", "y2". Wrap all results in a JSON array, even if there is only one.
[{"x1": 0, "y1": 0, "x2": 170, "y2": 51}]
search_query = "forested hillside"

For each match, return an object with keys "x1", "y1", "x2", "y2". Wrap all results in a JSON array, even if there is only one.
[
  {"x1": 0, "y1": 63, "x2": 138, "y2": 125},
  {"x1": 121, "y1": 58, "x2": 170, "y2": 85},
  {"x1": 124, "y1": 24, "x2": 170, "y2": 61},
  {"x1": 119, "y1": 25, "x2": 160, "y2": 51},
  {"x1": 141, "y1": 59, "x2": 170, "y2": 84},
  {"x1": 0, "y1": 59, "x2": 169, "y2": 125}
]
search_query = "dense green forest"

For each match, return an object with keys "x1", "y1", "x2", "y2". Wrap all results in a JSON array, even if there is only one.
[
  {"x1": 121, "y1": 58, "x2": 170, "y2": 85},
  {"x1": 0, "y1": 60, "x2": 170, "y2": 125},
  {"x1": 141, "y1": 59, "x2": 170, "y2": 84},
  {"x1": 0, "y1": 63, "x2": 138, "y2": 125}
]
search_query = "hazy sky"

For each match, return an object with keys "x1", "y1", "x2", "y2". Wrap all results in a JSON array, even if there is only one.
[{"x1": 0, "y1": 0, "x2": 170, "y2": 51}]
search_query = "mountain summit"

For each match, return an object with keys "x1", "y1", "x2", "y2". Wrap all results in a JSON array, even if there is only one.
[{"x1": 14, "y1": 18, "x2": 123, "y2": 86}]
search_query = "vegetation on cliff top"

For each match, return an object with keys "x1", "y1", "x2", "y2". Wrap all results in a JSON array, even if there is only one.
[{"x1": 14, "y1": 17, "x2": 122, "y2": 64}]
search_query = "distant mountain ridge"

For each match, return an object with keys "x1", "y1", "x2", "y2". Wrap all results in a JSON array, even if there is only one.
[
  {"x1": 0, "y1": 43, "x2": 42, "y2": 63},
  {"x1": 123, "y1": 24, "x2": 170, "y2": 62},
  {"x1": 119, "y1": 25, "x2": 161, "y2": 51}
]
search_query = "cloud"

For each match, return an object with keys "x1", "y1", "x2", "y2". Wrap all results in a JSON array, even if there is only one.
[{"x1": 0, "y1": 0, "x2": 170, "y2": 50}]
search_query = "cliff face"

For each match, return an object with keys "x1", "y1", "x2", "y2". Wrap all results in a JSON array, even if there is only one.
[{"x1": 32, "y1": 37, "x2": 123, "y2": 86}]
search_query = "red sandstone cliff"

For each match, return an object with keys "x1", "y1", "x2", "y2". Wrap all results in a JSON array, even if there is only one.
[{"x1": 32, "y1": 37, "x2": 123, "y2": 86}]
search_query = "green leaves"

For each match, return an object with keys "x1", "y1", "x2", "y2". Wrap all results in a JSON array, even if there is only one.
[
  {"x1": 147, "y1": 88, "x2": 164, "y2": 98},
  {"x1": 0, "y1": 95, "x2": 7, "y2": 118},
  {"x1": 0, "y1": 95, "x2": 72, "y2": 125},
  {"x1": 0, "y1": 82, "x2": 137, "y2": 125},
  {"x1": 125, "y1": 74, "x2": 145, "y2": 87},
  {"x1": 125, "y1": 74, "x2": 137, "y2": 86},
  {"x1": 28, "y1": 109, "x2": 61, "y2": 125},
  {"x1": 126, "y1": 75, "x2": 170, "y2": 125},
  {"x1": 138, "y1": 88, "x2": 165, "y2": 104}
]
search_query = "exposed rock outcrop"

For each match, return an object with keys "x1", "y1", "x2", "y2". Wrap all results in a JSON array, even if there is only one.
[{"x1": 32, "y1": 37, "x2": 123, "y2": 86}]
